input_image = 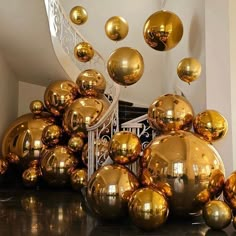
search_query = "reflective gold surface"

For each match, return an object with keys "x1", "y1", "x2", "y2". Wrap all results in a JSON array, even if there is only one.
[
  {"x1": 208, "y1": 169, "x2": 225, "y2": 198},
  {"x1": 0, "y1": 159, "x2": 8, "y2": 175},
  {"x1": 29, "y1": 100, "x2": 45, "y2": 115},
  {"x1": 22, "y1": 167, "x2": 41, "y2": 187},
  {"x1": 74, "y1": 42, "x2": 94, "y2": 63},
  {"x1": 143, "y1": 10, "x2": 183, "y2": 51},
  {"x1": 193, "y1": 110, "x2": 228, "y2": 142},
  {"x1": 177, "y1": 57, "x2": 201, "y2": 84},
  {"x1": 68, "y1": 135, "x2": 84, "y2": 153},
  {"x1": 86, "y1": 164, "x2": 139, "y2": 220},
  {"x1": 148, "y1": 94, "x2": 194, "y2": 133},
  {"x1": 44, "y1": 80, "x2": 79, "y2": 116},
  {"x1": 76, "y1": 69, "x2": 106, "y2": 97},
  {"x1": 128, "y1": 187, "x2": 169, "y2": 231},
  {"x1": 202, "y1": 200, "x2": 232, "y2": 230},
  {"x1": 192, "y1": 189, "x2": 211, "y2": 212},
  {"x1": 70, "y1": 168, "x2": 87, "y2": 191},
  {"x1": 109, "y1": 131, "x2": 141, "y2": 165},
  {"x1": 42, "y1": 124, "x2": 62, "y2": 147},
  {"x1": 105, "y1": 16, "x2": 128, "y2": 41},
  {"x1": 233, "y1": 216, "x2": 236, "y2": 230},
  {"x1": 223, "y1": 172, "x2": 236, "y2": 210},
  {"x1": 40, "y1": 146, "x2": 78, "y2": 187},
  {"x1": 141, "y1": 130, "x2": 225, "y2": 217},
  {"x1": 2, "y1": 113, "x2": 55, "y2": 169},
  {"x1": 69, "y1": 6, "x2": 88, "y2": 25},
  {"x1": 107, "y1": 47, "x2": 144, "y2": 86}
]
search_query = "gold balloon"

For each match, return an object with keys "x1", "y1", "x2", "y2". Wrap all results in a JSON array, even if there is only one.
[
  {"x1": 69, "y1": 6, "x2": 88, "y2": 25},
  {"x1": 0, "y1": 159, "x2": 8, "y2": 175},
  {"x1": 74, "y1": 42, "x2": 94, "y2": 63},
  {"x1": 143, "y1": 10, "x2": 183, "y2": 51},
  {"x1": 177, "y1": 57, "x2": 202, "y2": 84},
  {"x1": 40, "y1": 146, "x2": 78, "y2": 187},
  {"x1": 193, "y1": 110, "x2": 228, "y2": 142},
  {"x1": 70, "y1": 169, "x2": 87, "y2": 191},
  {"x1": 22, "y1": 167, "x2": 41, "y2": 187},
  {"x1": 141, "y1": 130, "x2": 225, "y2": 217},
  {"x1": 68, "y1": 135, "x2": 84, "y2": 152},
  {"x1": 44, "y1": 80, "x2": 79, "y2": 116},
  {"x1": 105, "y1": 16, "x2": 129, "y2": 41},
  {"x1": 63, "y1": 95, "x2": 110, "y2": 134},
  {"x1": 109, "y1": 131, "x2": 141, "y2": 165},
  {"x1": 1, "y1": 113, "x2": 55, "y2": 169},
  {"x1": 192, "y1": 189, "x2": 211, "y2": 211},
  {"x1": 86, "y1": 164, "x2": 139, "y2": 220},
  {"x1": 29, "y1": 100, "x2": 44, "y2": 115},
  {"x1": 76, "y1": 69, "x2": 106, "y2": 97},
  {"x1": 107, "y1": 47, "x2": 144, "y2": 86},
  {"x1": 223, "y1": 172, "x2": 236, "y2": 210},
  {"x1": 148, "y1": 94, "x2": 194, "y2": 133},
  {"x1": 203, "y1": 200, "x2": 232, "y2": 230},
  {"x1": 42, "y1": 124, "x2": 62, "y2": 147},
  {"x1": 208, "y1": 169, "x2": 225, "y2": 198},
  {"x1": 128, "y1": 187, "x2": 169, "y2": 231},
  {"x1": 233, "y1": 216, "x2": 236, "y2": 230}
]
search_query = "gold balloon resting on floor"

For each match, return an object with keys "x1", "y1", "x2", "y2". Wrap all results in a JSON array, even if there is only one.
[
  {"x1": 109, "y1": 131, "x2": 141, "y2": 165},
  {"x1": 143, "y1": 10, "x2": 183, "y2": 51},
  {"x1": 202, "y1": 200, "x2": 232, "y2": 230},
  {"x1": 141, "y1": 130, "x2": 225, "y2": 217},
  {"x1": 105, "y1": 16, "x2": 129, "y2": 41},
  {"x1": 107, "y1": 47, "x2": 144, "y2": 86},
  {"x1": 193, "y1": 109, "x2": 228, "y2": 142},
  {"x1": 69, "y1": 6, "x2": 88, "y2": 25},
  {"x1": 86, "y1": 164, "x2": 139, "y2": 220},
  {"x1": 128, "y1": 187, "x2": 169, "y2": 231},
  {"x1": 223, "y1": 172, "x2": 236, "y2": 210},
  {"x1": 22, "y1": 167, "x2": 41, "y2": 187},
  {"x1": 70, "y1": 169, "x2": 87, "y2": 191},
  {"x1": 177, "y1": 57, "x2": 202, "y2": 84},
  {"x1": 148, "y1": 94, "x2": 194, "y2": 133},
  {"x1": 74, "y1": 42, "x2": 94, "y2": 63},
  {"x1": 76, "y1": 69, "x2": 106, "y2": 97}
]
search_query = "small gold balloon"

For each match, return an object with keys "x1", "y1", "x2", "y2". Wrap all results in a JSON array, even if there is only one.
[
  {"x1": 193, "y1": 110, "x2": 228, "y2": 142},
  {"x1": 192, "y1": 189, "x2": 211, "y2": 211},
  {"x1": 109, "y1": 131, "x2": 141, "y2": 165},
  {"x1": 76, "y1": 69, "x2": 106, "y2": 97},
  {"x1": 177, "y1": 57, "x2": 202, "y2": 84},
  {"x1": 128, "y1": 187, "x2": 169, "y2": 231},
  {"x1": 42, "y1": 124, "x2": 62, "y2": 147},
  {"x1": 208, "y1": 169, "x2": 225, "y2": 198},
  {"x1": 29, "y1": 100, "x2": 44, "y2": 115},
  {"x1": 68, "y1": 135, "x2": 84, "y2": 153},
  {"x1": 148, "y1": 94, "x2": 194, "y2": 133},
  {"x1": 107, "y1": 47, "x2": 144, "y2": 86},
  {"x1": 74, "y1": 42, "x2": 94, "y2": 63},
  {"x1": 223, "y1": 172, "x2": 236, "y2": 210},
  {"x1": 143, "y1": 10, "x2": 183, "y2": 51},
  {"x1": 0, "y1": 159, "x2": 8, "y2": 175},
  {"x1": 22, "y1": 167, "x2": 41, "y2": 187},
  {"x1": 70, "y1": 169, "x2": 87, "y2": 191},
  {"x1": 203, "y1": 200, "x2": 232, "y2": 230},
  {"x1": 105, "y1": 16, "x2": 129, "y2": 41},
  {"x1": 69, "y1": 6, "x2": 88, "y2": 25}
]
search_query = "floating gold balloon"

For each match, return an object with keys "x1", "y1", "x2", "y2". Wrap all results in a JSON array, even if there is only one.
[
  {"x1": 202, "y1": 200, "x2": 232, "y2": 230},
  {"x1": 40, "y1": 146, "x2": 78, "y2": 187},
  {"x1": 148, "y1": 94, "x2": 194, "y2": 133},
  {"x1": 44, "y1": 80, "x2": 79, "y2": 117},
  {"x1": 86, "y1": 164, "x2": 139, "y2": 220},
  {"x1": 177, "y1": 57, "x2": 201, "y2": 84},
  {"x1": 69, "y1": 6, "x2": 88, "y2": 25},
  {"x1": 76, "y1": 69, "x2": 106, "y2": 97},
  {"x1": 193, "y1": 110, "x2": 228, "y2": 142},
  {"x1": 128, "y1": 187, "x2": 169, "y2": 231},
  {"x1": 223, "y1": 172, "x2": 236, "y2": 210},
  {"x1": 143, "y1": 10, "x2": 183, "y2": 51},
  {"x1": 109, "y1": 131, "x2": 141, "y2": 165},
  {"x1": 29, "y1": 100, "x2": 45, "y2": 115},
  {"x1": 74, "y1": 42, "x2": 94, "y2": 63},
  {"x1": 70, "y1": 169, "x2": 87, "y2": 191},
  {"x1": 141, "y1": 130, "x2": 225, "y2": 217},
  {"x1": 107, "y1": 47, "x2": 144, "y2": 86},
  {"x1": 68, "y1": 135, "x2": 84, "y2": 153},
  {"x1": 22, "y1": 167, "x2": 41, "y2": 187},
  {"x1": 105, "y1": 16, "x2": 129, "y2": 41},
  {"x1": 42, "y1": 124, "x2": 62, "y2": 147}
]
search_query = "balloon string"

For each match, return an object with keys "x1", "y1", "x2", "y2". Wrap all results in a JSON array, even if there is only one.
[{"x1": 161, "y1": 0, "x2": 167, "y2": 10}]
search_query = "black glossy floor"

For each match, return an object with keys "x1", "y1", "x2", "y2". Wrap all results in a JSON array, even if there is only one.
[{"x1": 0, "y1": 186, "x2": 235, "y2": 236}]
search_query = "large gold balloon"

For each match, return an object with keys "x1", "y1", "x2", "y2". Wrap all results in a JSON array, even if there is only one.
[
  {"x1": 128, "y1": 187, "x2": 169, "y2": 231},
  {"x1": 70, "y1": 169, "x2": 87, "y2": 191},
  {"x1": 1, "y1": 113, "x2": 55, "y2": 169},
  {"x1": 148, "y1": 94, "x2": 194, "y2": 133},
  {"x1": 177, "y1": 57, "x2": 202, "y2": 84},
  {"x1": 63, "y1": 95, "x2": 110, "y2": 134},
  {"x1": 107, "y1": 47, "x2": 144, "y2": 86},
  {"x1": 29, "y1": 100, "x2": 45, "y2": 115},
  {"x1": 109, "y1": 131, "x2": 141, "y2": 165},
  {"x1": 143, "y1": 10, "x2": 183, "y2": 51},
  {"x1": 69, "y1": 6, "x2": 88, "y2": 25},
  {"x1": 74, "y1": 42, "x2": 94, "y2": 63},
  {"x1": 40, "y1": 146, "x2": 78, "y2": 187},
  {"x1": 42, "y1": 124, "x2": 62, "y2": 147},
  {"x1": 202, "y1": 200, "x2": 232, "y2": 230},
  {"x1": 223, "y1": 172, "x2": 236, "y2": 210},
  {"x1": 44, "y1": 80, "x2": 79, "y2": 117},
  {"x1": 86, "y1": 164, "x2": 139, "y2": 220},
  {"x1": 193, "y1": 110, "x2": 228, "y2": 142},
  {"x1": 76, "y1": 69, "x2": 106, "y2": 97},
  {"x1": 141, "y1": 130, "x2": 225, "y2": 217},
  {"x1": 105, "y1": 16, "x2": 129, "y2": 41}
]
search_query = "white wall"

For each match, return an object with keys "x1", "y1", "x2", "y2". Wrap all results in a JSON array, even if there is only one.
[{"x1": 0, "y1": 53, "x2": 18, "y2": 152}]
